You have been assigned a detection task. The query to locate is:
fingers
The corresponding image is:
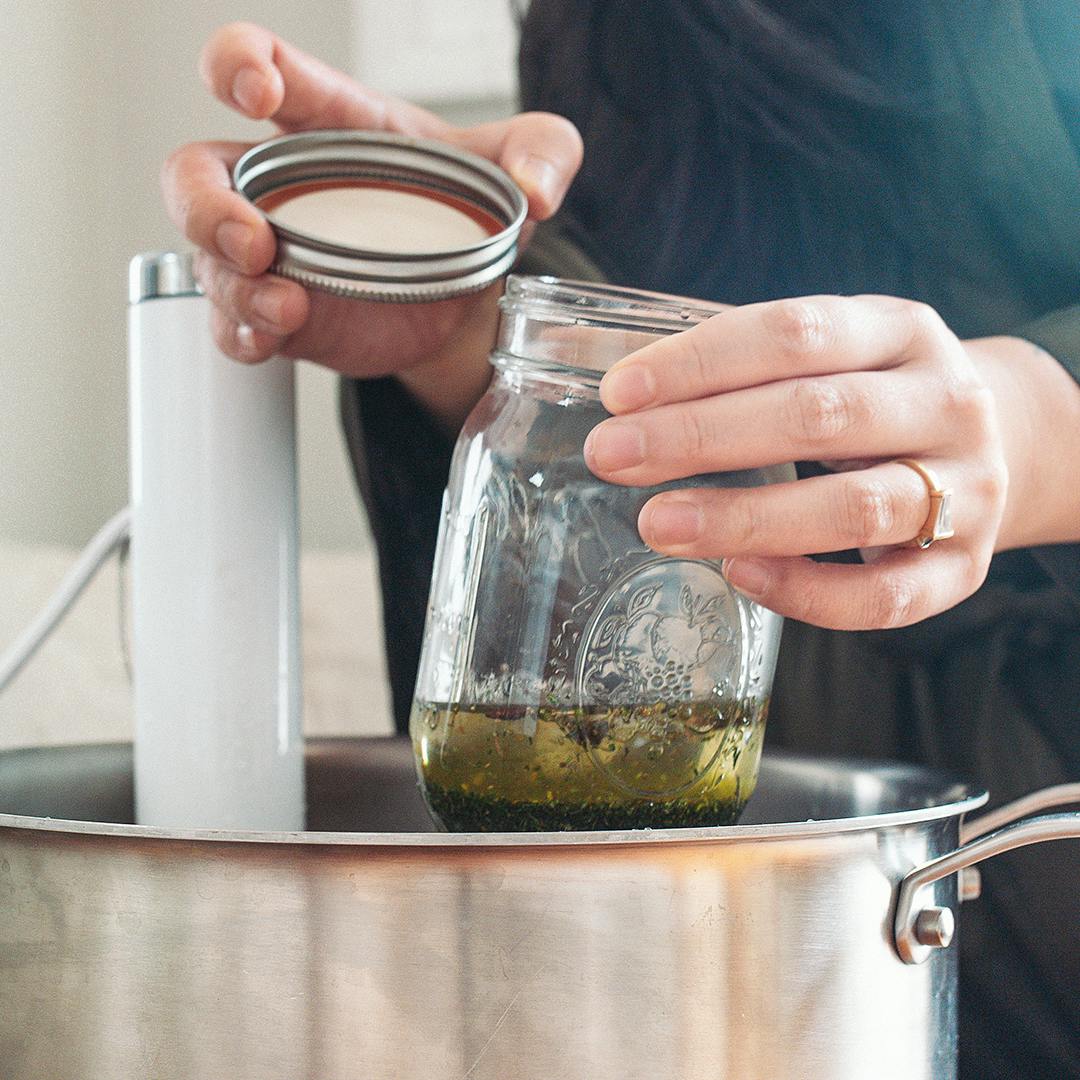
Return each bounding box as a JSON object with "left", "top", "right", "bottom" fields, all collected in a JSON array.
[
  {"left": 193, "top": 252, "right": 309, "bottom": 338},
  {"left": 719, "top": 546, "right": 986, "bottom": 631},
  {"left": 452, "top": 112, "right": 584, "bottom": 220},
  {"left": 161, "top": 141, "right": 276, "bottom": 275},
  {"left": 200, "top": 24, "right": 583, "bottom": 222},
  {"left": 164, "top": 136, "right": 310, "bottom": 364},
  {"left": 585, "top": 369, "right": 938, "bottom": 484},
  {"left": 580, "top": 288, "right": 1007, "bottom": 630},
  {"left": 599, "top": 295, "right": 956, "bottom": 414},
  {"left": 638, "top": 463, "right": 933, "bottom": 558},
  {"left": 200, "top": 22, "right": 448, "bottom": 137},
  {"left": 199, "top": 22, "right": 285, "bottom": 119}
]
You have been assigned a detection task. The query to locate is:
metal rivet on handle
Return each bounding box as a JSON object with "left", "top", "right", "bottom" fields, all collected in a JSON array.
[{"left": 913, "top": 906, "right": 955, "bottom": 949}]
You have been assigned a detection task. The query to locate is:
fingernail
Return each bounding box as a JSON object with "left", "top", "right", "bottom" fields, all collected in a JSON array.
[
  {"left": 723, "top": 558, "right": 771, "bottom": 598},
  {"left": 511, "top": 155, "right": 559, "bottom": 207},
  {"left": 236, "top": 323, "right": 257, "bottom": 354},
  {"left": 584, "top": 422, "right": 645, "bottom": 472},
  {"left": 643, "top": 499, "right": 702, "bottom": 545},
  {"left": 251, "top": 286, "right": 284, "bottom": 329},
  {"left": 216, "top": 221, "right": 253, "bottom": 267},
  {"left": 602, "top": 363, "right": 656, "bottom": 412},
  {"left": 232, "top": 66, "right": 266, "bottom": 114}
]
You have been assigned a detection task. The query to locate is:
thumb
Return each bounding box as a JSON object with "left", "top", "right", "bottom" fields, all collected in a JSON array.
[{"left": 452, "top": 112, "right": 584, "bottom": 221}]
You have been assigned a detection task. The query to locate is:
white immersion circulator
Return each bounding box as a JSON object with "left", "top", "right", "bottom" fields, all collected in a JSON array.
[{"left": 128, "top": 252, "right": 304, "bottom": 830}]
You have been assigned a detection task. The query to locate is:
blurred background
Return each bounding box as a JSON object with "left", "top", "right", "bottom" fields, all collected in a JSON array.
[{"left": 0, "top": 0, "right": 519, "bottom": 745}]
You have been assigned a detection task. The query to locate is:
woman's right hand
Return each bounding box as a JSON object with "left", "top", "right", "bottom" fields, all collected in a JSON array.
[{"left": 161, "top": 22, "right": 583, "bottom": 429}]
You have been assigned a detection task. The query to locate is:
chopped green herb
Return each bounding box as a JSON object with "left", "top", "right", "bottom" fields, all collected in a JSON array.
[{"left": 411, "top": 697, "right": 767, "bottom": 833}]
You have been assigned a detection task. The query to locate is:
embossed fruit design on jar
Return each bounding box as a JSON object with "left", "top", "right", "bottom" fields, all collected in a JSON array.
[{"left": 410, "top": 278, "right": 794, "bottom": 831}]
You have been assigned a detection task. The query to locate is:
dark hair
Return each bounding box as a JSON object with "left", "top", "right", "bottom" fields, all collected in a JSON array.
[{"left": 517, "top": 2, "right": 1000, "bottom": 319}]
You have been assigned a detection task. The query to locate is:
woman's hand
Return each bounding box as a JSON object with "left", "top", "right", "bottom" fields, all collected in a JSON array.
[
  {"left": 585, "top": 294, "right": 1080, "bottom": 630},
  {"left": 160, "top": 22, "right": 583, "bottom": 430}
]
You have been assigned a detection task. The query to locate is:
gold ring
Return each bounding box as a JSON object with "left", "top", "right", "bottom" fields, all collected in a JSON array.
[{"left": 895, "top": 459, "right": 954, "bottom": 549}]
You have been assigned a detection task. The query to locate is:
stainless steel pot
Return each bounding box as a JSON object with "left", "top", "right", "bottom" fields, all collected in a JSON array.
[{"left": 0, "top": 738, "right": 1076, "bottom": 1080}]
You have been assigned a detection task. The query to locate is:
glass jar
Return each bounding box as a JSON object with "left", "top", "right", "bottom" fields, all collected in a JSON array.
[{"left": 411, "top": 277, "right": 795, "bottom": 831}]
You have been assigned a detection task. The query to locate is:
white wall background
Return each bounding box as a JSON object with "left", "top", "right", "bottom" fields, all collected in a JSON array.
[{"left": 0, "top": 0, "right": 517, "bottom": 550}]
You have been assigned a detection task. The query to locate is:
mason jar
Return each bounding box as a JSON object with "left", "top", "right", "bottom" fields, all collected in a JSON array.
[{"left": 411, "top": 277, "right": 795, "bottom": 831}]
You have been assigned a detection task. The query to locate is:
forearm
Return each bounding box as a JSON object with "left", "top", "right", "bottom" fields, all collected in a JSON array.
[{"left": 966, "top": 335, "right": 1080, "bottom": 551}]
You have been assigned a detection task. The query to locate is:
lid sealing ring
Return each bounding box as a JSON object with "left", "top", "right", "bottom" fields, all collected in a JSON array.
[{"left": 233, "top": 130, "right": 528, "bottom": 304}]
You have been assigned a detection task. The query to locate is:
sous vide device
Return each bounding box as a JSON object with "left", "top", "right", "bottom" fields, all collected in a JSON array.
[
  {"left": 233, "top": 130, "right": 528, "bottom": 302},
  {"left": 128, "top": 252, "right": 303, "bottom": 830}
]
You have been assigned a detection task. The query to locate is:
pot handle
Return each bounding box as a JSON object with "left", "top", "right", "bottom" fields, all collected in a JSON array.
[
  {"left": 960, "top": 782, "right": 1080, "bottom": 842},
  {"left": 894, "top": 796, "right": 1080, "bottom": 965}
]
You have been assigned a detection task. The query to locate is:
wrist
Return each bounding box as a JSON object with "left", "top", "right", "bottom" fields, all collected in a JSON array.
[
  {"left": 965, "top": 335, "right": 1080, "bottom": 550},
  {"left": 395, "top": 284, "right": 500, "bottom": 435}
]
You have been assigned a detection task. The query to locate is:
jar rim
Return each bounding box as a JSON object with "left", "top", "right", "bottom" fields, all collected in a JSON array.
[
  {"left": 494, "top": 276, "right": 726, "bottom": 385},
  {"left": 501, "top": 275, "right": 726, "bottom": 331}
]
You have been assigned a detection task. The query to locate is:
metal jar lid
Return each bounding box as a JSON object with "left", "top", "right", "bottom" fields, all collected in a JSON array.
[{"left": 233, "top": 130, "right": 528, "bottom": 303}]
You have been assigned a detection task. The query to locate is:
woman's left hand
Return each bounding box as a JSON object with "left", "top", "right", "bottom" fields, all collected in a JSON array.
[{"left": 583, "top": 294, "right": 1080, "bottom": 630}]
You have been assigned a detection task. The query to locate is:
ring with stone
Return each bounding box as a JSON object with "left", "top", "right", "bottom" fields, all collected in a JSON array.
[{"left": 895, "top": 458, "right": 955, "bottom": 549}]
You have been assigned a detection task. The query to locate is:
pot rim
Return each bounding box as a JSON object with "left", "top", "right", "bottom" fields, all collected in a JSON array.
[{"left": 0, "top": 750, "right": 988, "bottom": 848}]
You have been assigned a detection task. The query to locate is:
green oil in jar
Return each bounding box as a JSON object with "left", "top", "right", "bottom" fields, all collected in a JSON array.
[{"left": 411, "top": 697, "right": 767, "bottom": 831}]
